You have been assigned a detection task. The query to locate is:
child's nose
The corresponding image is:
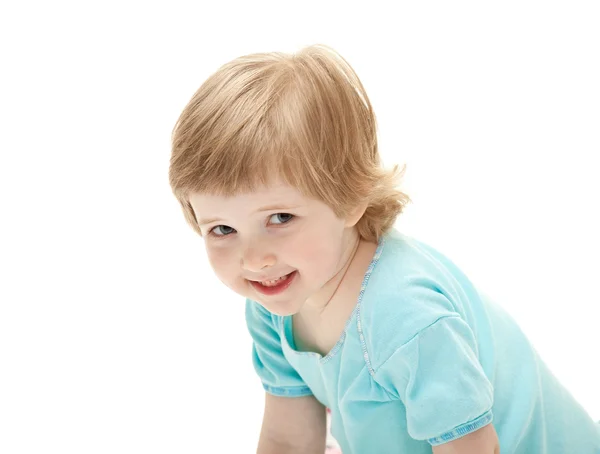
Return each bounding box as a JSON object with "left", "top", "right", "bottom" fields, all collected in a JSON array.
[{"left": 240, "top": 246, "right": 276, "bottom": 271}]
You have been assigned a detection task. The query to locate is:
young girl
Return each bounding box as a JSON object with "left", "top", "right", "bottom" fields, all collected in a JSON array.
[{"left": 168, "top": 44, "right": 600, "bottom": 453}]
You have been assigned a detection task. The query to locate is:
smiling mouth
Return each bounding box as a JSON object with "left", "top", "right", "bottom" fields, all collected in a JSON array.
[
  {"left": 254, "top": 273, "right": 293, "bottom": 287},
  {"left": 249, "top": 271, "right": 297, "bottom": 295}
]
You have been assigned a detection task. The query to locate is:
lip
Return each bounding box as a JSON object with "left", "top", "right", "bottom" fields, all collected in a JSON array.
[{"left": 249, "top": 271, "right": 297, "bottom": 296}]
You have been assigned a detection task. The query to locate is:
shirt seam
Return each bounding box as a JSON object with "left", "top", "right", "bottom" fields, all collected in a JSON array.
[
  {"left": 428, "top": 409, "right": 494, "bottom": 445},
  {"left": 371, "top": 315, "right": 462, "bottom": 389},
  {"left": 356, "top": 235, "right": 386, "bottom": 375},
  {"left": 262, "top": 383, "right": 314, "bottom": 397}
]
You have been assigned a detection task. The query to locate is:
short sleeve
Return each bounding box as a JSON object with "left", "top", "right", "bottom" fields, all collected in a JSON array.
[
  {"left": 374, "top": 315, "right": 494, "bottom": 446},
  {"left": 245, "top": 299, "right": 312, "bottom": 397}
]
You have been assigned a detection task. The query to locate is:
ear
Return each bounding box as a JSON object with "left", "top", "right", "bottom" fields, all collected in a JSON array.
[{"left": 344, "top": 201, "right": 369, "bottom": 228}]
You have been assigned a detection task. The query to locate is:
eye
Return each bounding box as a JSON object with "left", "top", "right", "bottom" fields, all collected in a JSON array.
[
  {"left": 270, "top": 213, "right": 294, "bottom": 225},
  {"left": 210, "top": 225, "right": 236, "bottom": 237}
]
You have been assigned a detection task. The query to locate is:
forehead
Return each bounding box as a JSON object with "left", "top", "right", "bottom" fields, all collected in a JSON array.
[{"left": 189, "top": 183, "right": 309, "bottom": 212}]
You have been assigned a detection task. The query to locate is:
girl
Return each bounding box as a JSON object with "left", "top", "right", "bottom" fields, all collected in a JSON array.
[{"left": 168, "top": 44, "right": 600, "bottom": 453}]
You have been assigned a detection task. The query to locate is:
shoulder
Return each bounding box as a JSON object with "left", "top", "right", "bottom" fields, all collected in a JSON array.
[
  {"left": 245, "top": 298, "right": 271, "bottom": 318},
  {"left": 357, "top": 230, "right": 479, "bottom": 371},
  {"left": 245, "top": 299, "right": 283, "bottom": 334}
]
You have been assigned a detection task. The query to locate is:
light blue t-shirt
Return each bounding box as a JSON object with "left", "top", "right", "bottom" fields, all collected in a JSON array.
[{"left": 245, "top": 229, "right": 600, "bottom": 453}]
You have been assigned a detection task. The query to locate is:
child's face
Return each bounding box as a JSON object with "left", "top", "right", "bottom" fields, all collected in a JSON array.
[{"left": 189, "top": 182, "right": 358, "bottom": 315}]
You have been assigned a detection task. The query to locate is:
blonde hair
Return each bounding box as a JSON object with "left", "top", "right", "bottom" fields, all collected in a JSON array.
[{"left": 169, "top": 44, "right": 410, "bottom": 243}]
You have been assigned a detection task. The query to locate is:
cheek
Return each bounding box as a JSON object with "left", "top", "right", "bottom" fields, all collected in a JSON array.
[
  {"left": 206, "top": 244, "right": 236, "bottom": 278},
  {"left": 287, "top": 229, "right": 343, "bottom": 272}
]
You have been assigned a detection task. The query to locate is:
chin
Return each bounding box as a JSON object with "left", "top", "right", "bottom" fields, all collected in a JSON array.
[{"left": 258, "top": 299, "right": 303, "bottom": 317}]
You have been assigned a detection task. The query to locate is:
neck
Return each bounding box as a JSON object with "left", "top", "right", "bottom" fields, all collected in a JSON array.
[{"left": 305, "top": 230, "right": 362, "bottom": 313}]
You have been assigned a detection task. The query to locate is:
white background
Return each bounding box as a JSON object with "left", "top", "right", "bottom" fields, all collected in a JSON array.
[{"left": 1, "top": 1, "right": 598, "bottom": 452}]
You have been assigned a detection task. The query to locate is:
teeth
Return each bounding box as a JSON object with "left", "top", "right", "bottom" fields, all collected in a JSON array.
[{"left": 260, "top": 274, "right": 289, "bottom": 287}]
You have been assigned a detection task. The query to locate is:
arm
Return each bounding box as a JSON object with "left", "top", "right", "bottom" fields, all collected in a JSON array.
[
  {"left": 257, "top": 393, "right": 326, "bottom": 454},
  {"left": 432, "top": 423, "right": 500, "bottom": 454}
]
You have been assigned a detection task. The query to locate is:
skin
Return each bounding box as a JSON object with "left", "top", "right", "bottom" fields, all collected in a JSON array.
[{"left": 189, "top": 182, "right": 365, "bottom": 317}]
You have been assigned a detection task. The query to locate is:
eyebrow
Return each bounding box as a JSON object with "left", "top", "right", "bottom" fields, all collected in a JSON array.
[{"left": 197, "top": 205, "right": 303, "bottom": 226}]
